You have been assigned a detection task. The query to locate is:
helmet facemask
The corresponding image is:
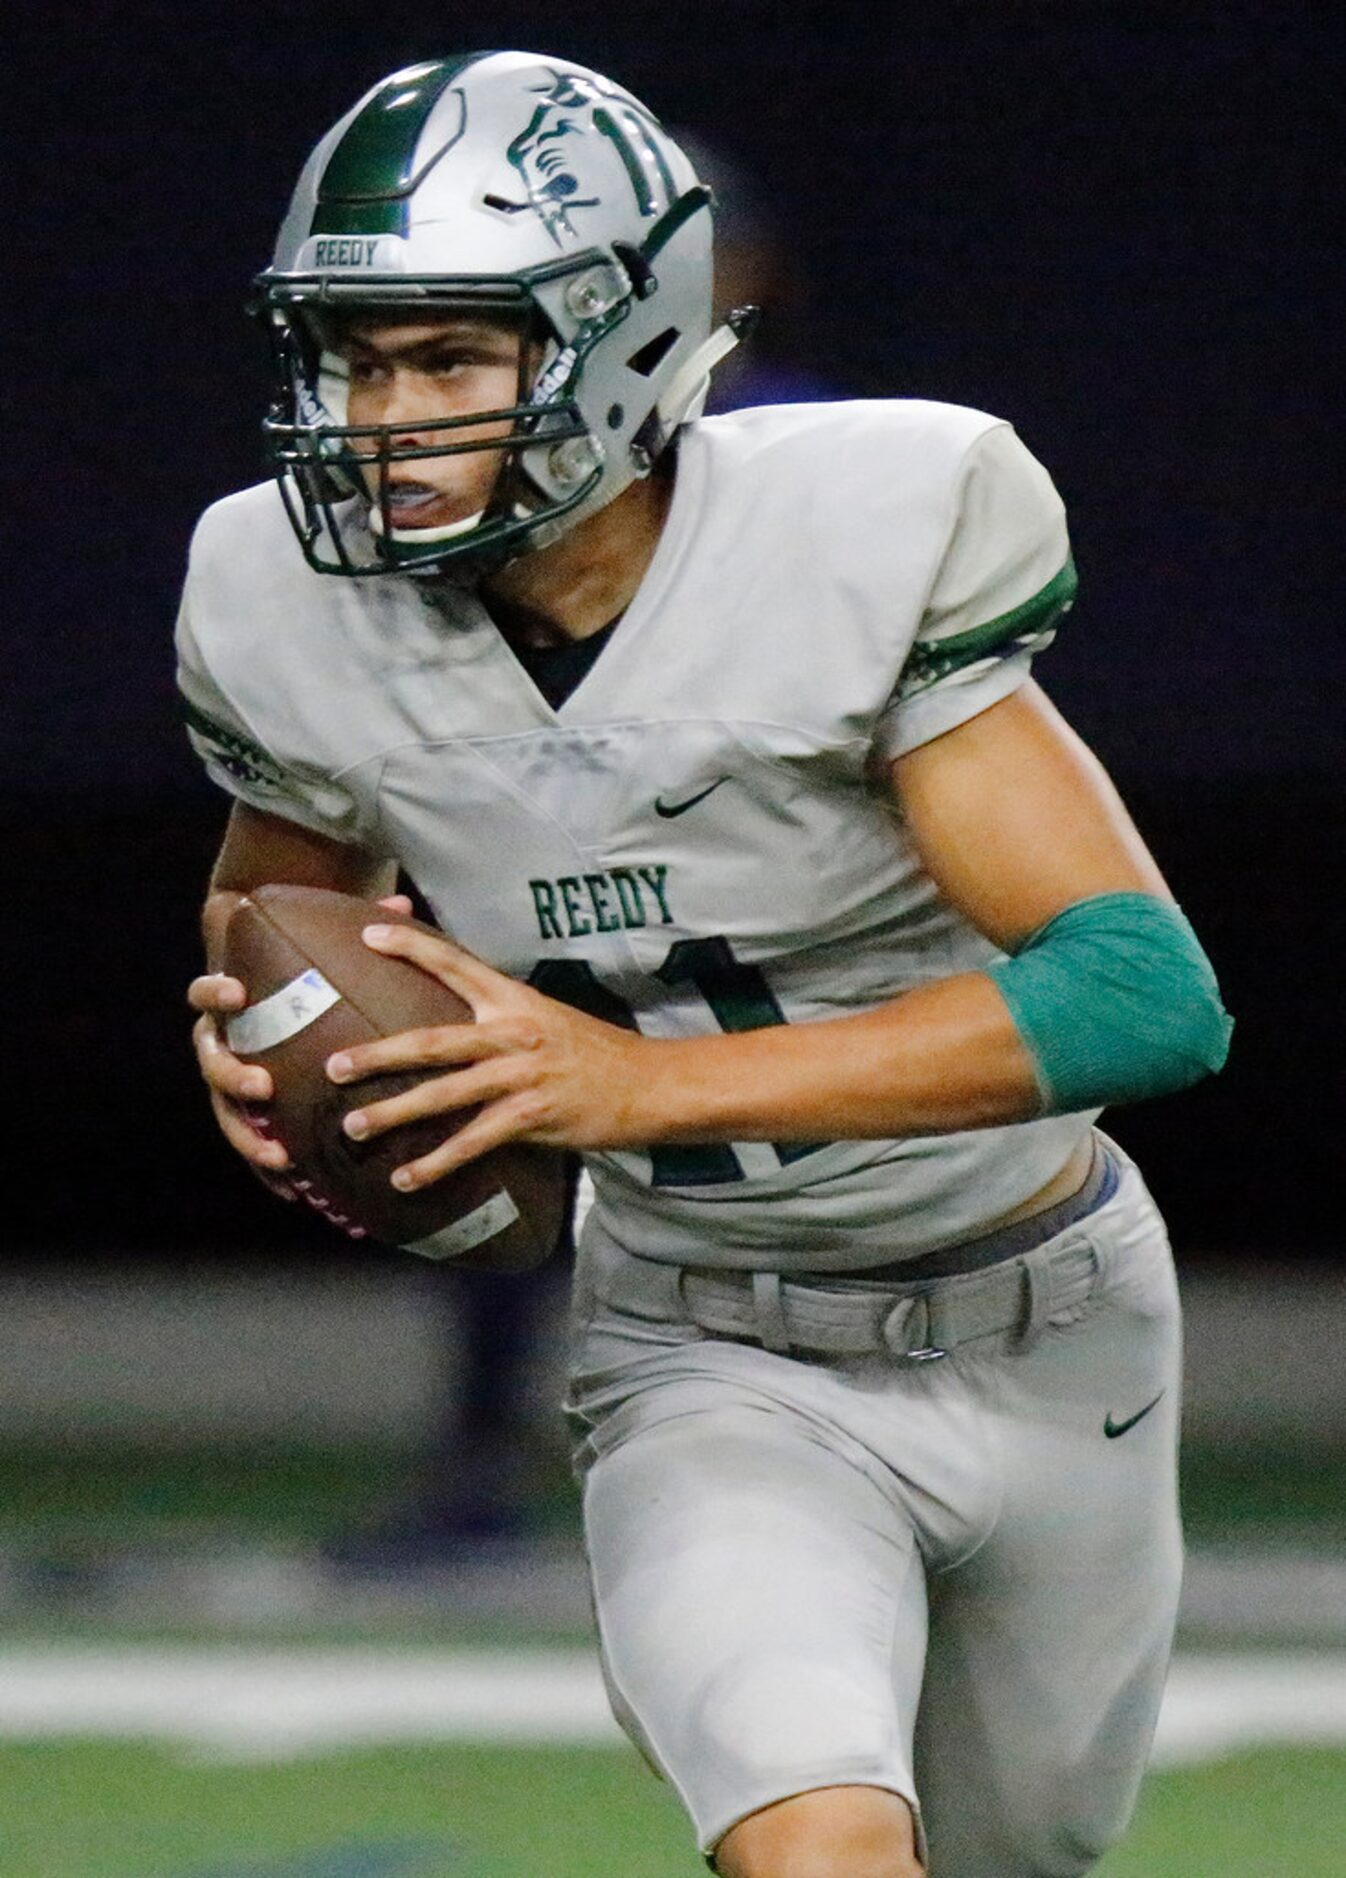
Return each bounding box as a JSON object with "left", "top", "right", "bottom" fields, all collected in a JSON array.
[{"left": 259, "top": 284, "right": 603, "bottom": 576}]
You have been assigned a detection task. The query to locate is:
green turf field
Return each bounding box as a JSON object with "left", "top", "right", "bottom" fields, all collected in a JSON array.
[
  {"left": 0, "top": 1740, "right": 1342, "bottom": 1876},
  {"left": 1096, "top": 1750, "right": 1346, "bottom": 1876},
  {"left": 2, "top": 1437, "right": 1342, "bottom": 1873},
  {"left": 4, "top": 1433, "right": 1344, "bottom": 1559}
]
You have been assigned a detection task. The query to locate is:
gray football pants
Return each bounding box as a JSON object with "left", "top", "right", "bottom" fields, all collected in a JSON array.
[{"left": 565, "top": 1141, "right": 1183, "bottom": 1875}]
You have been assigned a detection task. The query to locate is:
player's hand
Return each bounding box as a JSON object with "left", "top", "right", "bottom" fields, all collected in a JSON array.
[
  {"left": 324, "top": 922, "right": 655, "bottom": 1190},
  {"left": 190, "top": 892, "right": 416, "bottom": 1181},
  {"left": 188, "top": 972, "right": 293, "bottom": 1180}
]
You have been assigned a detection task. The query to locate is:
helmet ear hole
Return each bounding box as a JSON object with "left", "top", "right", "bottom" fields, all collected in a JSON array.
[{"left": 626, "top": 327, "right": 681, "bottom": 378}]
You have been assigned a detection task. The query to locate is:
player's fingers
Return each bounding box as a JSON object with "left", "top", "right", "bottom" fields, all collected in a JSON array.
[
  {"left": 339, "top": 1055, "right": 526, "bottom": 1142},
  {"left": 360, "top": 922, "right": 506, "bottom": 1003},
  {"left": 326, "top": 1019, "right": 533, "bottom": 1083},
  {"left": 389, "top": 1095, "right": 538, "bottom": 1190},
  {"left": 207, "top": 1087, "right": 292, "bottom": 1169},
  {"left": 375, "top": 894, "right": 415, "bottom": 916},
  {"left": 195, "top": 1016, "right": 274, "bottom": 1102},
  {"left": 188, "top": 972, "right": 247, "bottom": 1014}
]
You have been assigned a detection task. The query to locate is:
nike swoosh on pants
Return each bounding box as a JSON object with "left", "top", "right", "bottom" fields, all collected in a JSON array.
[{"left": 1104, "top": 1391, "right": 1165, "bottom": 1439}]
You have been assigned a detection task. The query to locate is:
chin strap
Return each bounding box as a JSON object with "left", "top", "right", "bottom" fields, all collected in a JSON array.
[
  {"left": 654, "top": 310, "right": 754, "bottom": 432},
  {"left": 368, "top": 505, "right": 487, "bottom": 544}
]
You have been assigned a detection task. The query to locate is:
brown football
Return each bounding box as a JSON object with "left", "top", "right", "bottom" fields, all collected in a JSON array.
[{"left": 221, "top": 885, "right": 568, "bottom": 1271}]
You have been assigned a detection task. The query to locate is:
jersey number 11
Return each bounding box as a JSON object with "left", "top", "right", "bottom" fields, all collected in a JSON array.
[{"left": 529, "top": 936, "right": 827, "bottom": 1187}]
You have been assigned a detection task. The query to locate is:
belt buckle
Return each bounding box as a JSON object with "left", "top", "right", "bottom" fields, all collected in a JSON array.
[{"left": 882, "top": 1294, "right": 948, "bottom": 1362}]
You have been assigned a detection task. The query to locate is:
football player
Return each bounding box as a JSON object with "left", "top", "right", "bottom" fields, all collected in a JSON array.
[{"left": 181, "top": 52, "right": 1231, "bottom": 1878}]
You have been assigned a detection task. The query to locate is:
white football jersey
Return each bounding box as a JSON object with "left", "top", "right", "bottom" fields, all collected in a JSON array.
[{"left": 177, "top": 400, "right": 1095, "bottom": 1268}]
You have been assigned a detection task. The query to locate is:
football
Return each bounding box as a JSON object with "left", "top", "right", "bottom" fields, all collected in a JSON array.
[{"left": 221, "top": 885, "right": 568, "bottom": 1271}]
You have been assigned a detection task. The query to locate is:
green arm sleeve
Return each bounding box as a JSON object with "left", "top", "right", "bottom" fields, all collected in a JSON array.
[{"left": 984, "top": 892, "right": 1233, "bottom": 1116}]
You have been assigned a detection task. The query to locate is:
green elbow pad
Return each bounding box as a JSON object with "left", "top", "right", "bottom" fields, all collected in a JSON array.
[{"left": 985, "top": 892, "right": 1233, "bottom": 1116}]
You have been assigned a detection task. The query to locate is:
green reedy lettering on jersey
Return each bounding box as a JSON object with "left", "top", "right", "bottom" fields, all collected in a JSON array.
[
  {"left": 636, "top": 865, "right": 673, "bottom": 924},
  {"left": 584, "top": 873, "right": 622, "bottom": 933},
  {"left": 558, "top": 877, "right": 593, "bottom": 936},
  {"left": 529, "top": 866, "right": 675, "bottom": 941},
  {"left": 902, "top": 556, "right": 1078, "bottom": 692},
  {"left": 311, "top": 58, "right": 478, "bottom": 238},
  {"left": 530, "top": 880, "right": 564, "bottom": 940},
  {"left": 610, "top": 870, "right": 646, "bottom": 927}
]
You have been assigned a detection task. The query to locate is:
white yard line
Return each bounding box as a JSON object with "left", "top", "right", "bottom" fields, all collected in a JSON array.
[
  {"left": 0, "top": 1648, "right": 1344, "bottom": 1766},
  {"left": 0, "top": 1648, "right": 617, "bottom": 1758},
  {"left": 1154, "top": 1654, "right": 1346, "bottom": 1766}
]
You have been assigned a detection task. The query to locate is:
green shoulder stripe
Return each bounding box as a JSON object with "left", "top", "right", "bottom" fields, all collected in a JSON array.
[{"left": 903, "top": 555, "right": 1078, "bottom": 690}]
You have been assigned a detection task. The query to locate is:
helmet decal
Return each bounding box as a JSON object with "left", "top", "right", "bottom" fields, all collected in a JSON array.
[
  {"left": 505, "top": 70, "right": 675, "bottom": 247},
  {"left": 593, "top": 105, "right": 677, "bottom": 218}
]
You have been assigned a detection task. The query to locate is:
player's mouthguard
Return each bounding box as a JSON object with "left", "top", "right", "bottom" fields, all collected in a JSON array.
[{"left": 383, "top": 481, "right": 444, "bottom": 512}]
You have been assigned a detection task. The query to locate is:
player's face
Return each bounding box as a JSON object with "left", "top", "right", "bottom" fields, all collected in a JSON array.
[{"left": 337, "top": 314, "right": 525, "bottom": 531}]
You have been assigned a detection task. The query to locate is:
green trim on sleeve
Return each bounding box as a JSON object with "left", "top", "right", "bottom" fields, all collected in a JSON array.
[
  {"left": 985, "top": 891, "right": 1233, "bottom": 1115},
  {"left": 180, "top": 695, "right": 286, "bottom": 792},
  {"left": 904, "top": 554, "right": 1078, "bottom": 689}
]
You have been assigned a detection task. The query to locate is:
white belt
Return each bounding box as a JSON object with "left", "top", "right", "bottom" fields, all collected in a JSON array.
[{"left": 666, "top": 1234, "right": 1106, "bottom": 1361}]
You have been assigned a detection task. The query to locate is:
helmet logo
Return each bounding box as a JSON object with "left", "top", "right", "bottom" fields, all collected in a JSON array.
[
  {"left": 506, "top": 73, "right": 605, "bottom": 246},
  {"left": 506, "top": 71, "right": 675, "bottom": 248}
]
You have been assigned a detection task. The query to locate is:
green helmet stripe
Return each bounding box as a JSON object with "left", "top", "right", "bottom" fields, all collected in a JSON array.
[
  {"left": 309, "top": 197, "right": 404, "bottom": 237},
  {"left": 626, "top": 110, "right": 677, "bottom": 204},
  {"left": 593, "top": 106, "right": 675, "bottom": 217},
  {"left": 593, "top": 107, "right": 654, "bottom": 215},
  {"left": 311, "top": 54, "right": 486, "bottom": 237}
]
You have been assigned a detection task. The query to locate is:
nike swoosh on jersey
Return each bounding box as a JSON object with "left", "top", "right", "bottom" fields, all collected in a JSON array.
[
  {"left": 1104, "top": 1391, "right": 1166, "bottom": 1439},
  {"left": 654, "top": 777, "right": 730, "bottom": 818}
]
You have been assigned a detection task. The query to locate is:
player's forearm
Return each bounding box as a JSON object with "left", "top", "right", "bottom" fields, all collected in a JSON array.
[
  {"left": 630, "top": 891, "right": 1232, "bottom": 1145},
  {"left": 202, "top": 889, "right": 246, "bottom": 972},
  {"left": 200, "top": 804, "right": 401, "bottom": 972},
  {"left": 637, "top": 971, "right": 1042, "bottom": 1143}
]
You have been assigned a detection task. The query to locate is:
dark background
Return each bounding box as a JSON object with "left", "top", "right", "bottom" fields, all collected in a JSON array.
[{"left": 6, "top": 1, "right": 1339, "bottom": 1264}]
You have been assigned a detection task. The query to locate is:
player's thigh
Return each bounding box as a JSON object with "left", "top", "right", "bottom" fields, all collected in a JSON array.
[
  {"left": 580, "top": 1368, "right": 929, "bottom": 1857},
  {"left": 916, "top": 1166, "right": 1182, "bottom": 1878}
]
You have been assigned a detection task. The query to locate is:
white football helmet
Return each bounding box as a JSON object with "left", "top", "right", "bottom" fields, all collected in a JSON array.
[{"left": 255, "top": 51, "right": 743, "bottom": 575}]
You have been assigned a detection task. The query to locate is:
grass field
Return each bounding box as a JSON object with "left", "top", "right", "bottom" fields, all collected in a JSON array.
[
  {"left": 4, "top": 1433, "right": 1345, "bottom": 1562},
  {"left": 2, "top": 1437, "right": 1343, "bottom": 1874},
  {"left": 0, "top": 1739, "right": 1343, "bottom": 1876}
]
